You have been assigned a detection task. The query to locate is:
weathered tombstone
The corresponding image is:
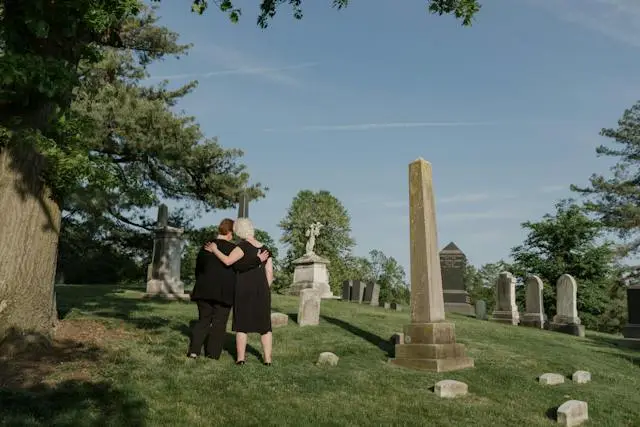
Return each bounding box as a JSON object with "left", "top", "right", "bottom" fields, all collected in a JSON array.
[
  {"left": 521, "top": 275, "right": 547, "bottom": 329},
  {"left": 383, "top": 302, "right": 391, "bottom": 309},
  {"left": 439, "top": 242, "right": 474, "bottom": 315},
  {"left": 350, "top": 280, "right": 365, "bottom": 303},
  {"left": 475, "top": 300, "right": 487, "bottom": 320},
  {"left": 298, "top": 288, "right": 321, "bottom": 326},
  {"left": 271, "top": 312, "right": 289, "bottom": 328},
  {"left": 363, "top": 282, "right": 380, "bottom": 306},
  {"left": 490, "top": 272, "right": 520, "bottom": 325},
  {"left": 622, "top": 284, "right": 640, "bottom": 340},
  {"left": 145, "top": 204, "right": 189, "bottom": 301},
  {"left": 287, "top": 223, "right": 337, "bottom": 299},
  {"left": 389, "top": 158, "right": 474, "bottom": 372},
  {"left": 550, "top": 274, "right": 585, "bottom": 337},
  {"left": 390, "top": 302, "right": 402, "bottom": 311},
  {"left": 341, "top": 280, "right": 352, "bottom": 301}
]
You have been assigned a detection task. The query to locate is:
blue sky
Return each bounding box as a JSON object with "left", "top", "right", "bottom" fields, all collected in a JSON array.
[{"left": 144, "top": 0, "right": 640, "bottom": 273}]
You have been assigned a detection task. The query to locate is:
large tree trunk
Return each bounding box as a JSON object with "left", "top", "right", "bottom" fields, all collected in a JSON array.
[{"left": 0, "top": 144, "right": 60, "bottom": 342}]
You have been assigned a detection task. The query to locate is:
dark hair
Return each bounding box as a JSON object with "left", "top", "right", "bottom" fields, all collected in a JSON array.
[{"left": 218, "top": 218, "right": 234, "bottom": 235}]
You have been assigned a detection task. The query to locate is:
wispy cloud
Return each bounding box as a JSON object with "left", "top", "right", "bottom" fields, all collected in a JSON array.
[
  {"left": 532, "top": 0, "right": 640, "bottom": 48},
  {"left": 147, "top": 62, "right": 319, "bottom": 83},
  {"left": 263, "top": 121, "right": 500, "bottom": 132},
  {"left": 538, "top": 184, "right": 567, "bottom": 193},
  {"left": 149, "top": 44, "right": 317, "bottom": 86}
]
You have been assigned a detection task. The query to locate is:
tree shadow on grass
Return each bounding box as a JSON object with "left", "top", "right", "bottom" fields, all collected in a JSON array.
[
  {"left": 0, "top": 328, "right": 147, "bottom": 426},
  {"left": 56, "top": 284, "right": 179, "bottom": 331},
  {"left": 0, "top": 380, "right": 147, "bottom": 427},
  {"left": 320, "top": 315, "right": 394, "bottom": 357}
]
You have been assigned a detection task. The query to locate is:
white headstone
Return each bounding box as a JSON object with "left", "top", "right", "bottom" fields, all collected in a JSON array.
[{"left": 553, "top": 274, "right": 580, "bottom": 325}]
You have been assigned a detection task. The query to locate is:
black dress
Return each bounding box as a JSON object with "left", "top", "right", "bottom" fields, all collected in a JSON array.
[{"left": 232, "top": 240, "right": 272, "bottom": 334}]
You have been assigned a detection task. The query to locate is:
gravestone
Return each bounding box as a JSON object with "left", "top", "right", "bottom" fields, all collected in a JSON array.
[
  {"left": 389, "top": 158, "right": 474, "bottom": 372},
  {"left": 475, "top": 300, "right": 487, "bottom": 320},
  {"left": 622, "top": 285, "right": 640, "bottom": 340},
  {"left": 145, "top": 204, "right": 189, "bottom": 301},
  {"left": 298, "top": 288, "right": 321, "bottom": 326},
  {"left": 490, "top": 271, "right": 520, "bottom": 325},
  {"left": 341, "top": 280, "right": 352, "bottom": 301},
  {"left": 550, "top": 274, "right": 585, "bottom": 337},
  {"left": 390, "top": 302, "right": 402, "bottom": 311},
  {"left": 363, "top": 282, "right": 380, "bottom": 306},
  {"left": 350, "top": 280, "right": 365, "bottom": 303},
  {"left": 287, "top": 223, "right": 337, "bottom": 299},
  {"left": 439, "top": 242, "right": 474, "bottom": 315},
  {"left": 521, "top": 275, "right": 546, "bottom": 329}
]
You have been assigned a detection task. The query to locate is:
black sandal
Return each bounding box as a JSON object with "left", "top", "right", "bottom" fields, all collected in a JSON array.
[
  {"left": 235, "top": 360, "right": 245, "bottom": 366},
  {"left": 263, "top": 362, "right": 272, "bottom": 366}
]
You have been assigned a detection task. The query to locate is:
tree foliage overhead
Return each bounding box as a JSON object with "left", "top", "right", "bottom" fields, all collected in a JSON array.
[
  {"left": 178, "top": 0, "right": 482, "bottom": 27},
  {"left": 572, "top": 101, "right": 640, "bottom": 263}
]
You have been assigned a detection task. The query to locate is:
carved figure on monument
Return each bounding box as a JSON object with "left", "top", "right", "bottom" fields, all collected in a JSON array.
[
  {"left": 305, "top": 222, "right": 323, "bottom": 256},
  {"left": 287, "top": 222, "right": 338, "bottom": 299}
]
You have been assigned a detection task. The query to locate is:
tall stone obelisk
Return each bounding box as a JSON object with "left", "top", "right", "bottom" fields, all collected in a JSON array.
[{"left": 389, "top": 158, "right": 474, "bottom": 372}]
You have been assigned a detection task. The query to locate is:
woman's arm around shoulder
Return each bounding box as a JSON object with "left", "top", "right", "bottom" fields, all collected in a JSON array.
[{"left": 204, "top": 242, "right": 244, "bottom": 266}]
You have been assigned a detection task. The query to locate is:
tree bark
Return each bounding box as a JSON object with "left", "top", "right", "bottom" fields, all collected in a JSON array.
[{"left": 0, "top": 144, "right": 60, "bottom": 341}]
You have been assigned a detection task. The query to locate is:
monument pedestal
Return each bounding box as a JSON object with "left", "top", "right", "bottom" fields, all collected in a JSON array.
[
  {"left": 390, "top": 322, "right": 474, "bottom": 372},
  {"left": 145, "top": 225, "right": 189, "bottom": 301},
  {"left": 287, "top": 254, "right": 337, "bottom": 299},
  {"left": 491, "top": 310, "right": 520, "bottom": 325},
  {"left": 550, "top": 315, "right": 585, "bottom": 337},
  {"left": 623, "top": 323, "right": 640, "bottom": 339},
  {"left": 521, "top": 313, "right": 547, "bottom": 329},
  {"left": 444, "top": 289, "right": 475, "bottom": 316}
]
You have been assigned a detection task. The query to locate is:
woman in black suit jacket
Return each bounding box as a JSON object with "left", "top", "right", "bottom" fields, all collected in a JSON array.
[{"left": 188, "top": 218, "right": 269, "bottom": 359}]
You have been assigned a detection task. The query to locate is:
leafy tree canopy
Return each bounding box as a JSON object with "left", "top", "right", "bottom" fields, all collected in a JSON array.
[
  {"left": 176, "top": 0, "right": 481, "bottom": 27},
  {"left": 572, "top": 101, "right": 640, "bottom": 264}
]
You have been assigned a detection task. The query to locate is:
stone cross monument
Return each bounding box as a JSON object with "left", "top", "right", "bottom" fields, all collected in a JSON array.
[
  {"left": 389, "top": 158, "right": 474, "bottom": 372},
  {"left": 237, "top": 190, "right": 250, "bottom": 218},
  {"left": 145, "top": 204, "right": 189, "bottom": 301},
  {"left": 287, "top": 222, "right": 336, "bottom": 299}
]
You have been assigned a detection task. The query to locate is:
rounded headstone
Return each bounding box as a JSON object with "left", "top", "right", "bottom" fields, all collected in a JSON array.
[
  {"left": 316, "top": 352, "right": 339, "bottom": 366},
  {"left": 434, "top": 380, "right": 468, "bottom": 398},
  {"left": 557, "top": 400, "right": 588, "bottom": 426},
  {"left": 538, "top": 373, "right": 565, "bottom": 385}
]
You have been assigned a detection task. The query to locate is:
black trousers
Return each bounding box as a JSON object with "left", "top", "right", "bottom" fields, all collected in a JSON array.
[{"left": 188, "top": 300, "right": 231, "bottom": 359}]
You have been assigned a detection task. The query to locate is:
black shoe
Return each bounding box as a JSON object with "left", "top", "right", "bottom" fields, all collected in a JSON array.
[
  {"left": 264, "top": 362, "right": 272, "bottom": 367},
  {"left": 235, "top": 360, "right": 245, "bottom": 366}
]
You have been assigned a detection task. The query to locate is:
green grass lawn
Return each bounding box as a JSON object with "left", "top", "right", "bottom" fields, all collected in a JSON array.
[{"left": 2, "top": 283, "right": 639, "bottom": 426}]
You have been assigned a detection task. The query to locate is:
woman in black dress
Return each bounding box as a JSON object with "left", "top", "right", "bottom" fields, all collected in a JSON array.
[{"left": 206, "top": 218, "right": 274, "bottom": 366}]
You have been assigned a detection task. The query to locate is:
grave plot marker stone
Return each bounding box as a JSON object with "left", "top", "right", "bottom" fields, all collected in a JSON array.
[
  {"left": 490, "top": 272, "right": 520, "bottom": 325},
  {"left": 521, "top": 275, "right": 546, "bottom": 329}
]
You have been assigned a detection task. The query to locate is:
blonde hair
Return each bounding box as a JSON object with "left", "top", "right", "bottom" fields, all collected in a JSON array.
[{"left": 234, "top": 218, "right": 255, "bottom": 239}]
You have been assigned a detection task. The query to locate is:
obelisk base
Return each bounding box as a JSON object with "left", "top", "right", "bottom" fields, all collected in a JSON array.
[{"left": 389, "top": 322, "right": 474, "bottom": 372}]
